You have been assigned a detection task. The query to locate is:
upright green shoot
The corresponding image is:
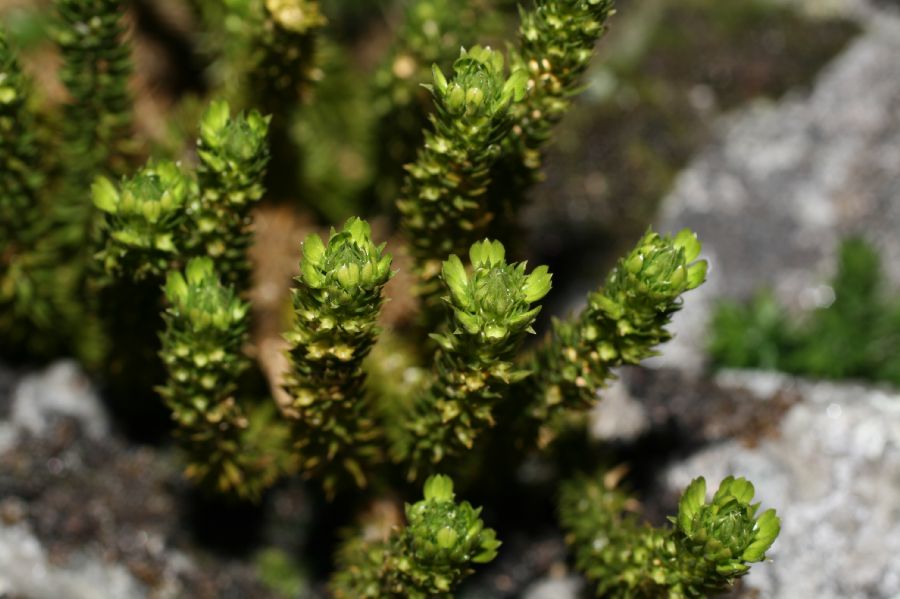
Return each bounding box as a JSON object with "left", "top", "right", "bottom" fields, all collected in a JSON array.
[
  {"left": 331, "top": 474, "right": 501, "bottom": 598},
  {"left": 397, "top": 46, "right": 527, "bottom": 312},
  {"left": 394, "top": 239, "right": 551, "bottom": 477},
  {"left": 283, "top": 218, "right": 393, "bottom": 494}
]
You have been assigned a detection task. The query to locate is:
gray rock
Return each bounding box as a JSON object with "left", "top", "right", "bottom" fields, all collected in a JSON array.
[
  {"left": 0, "top": 522, "right": 146, "bottom": 599},
  {"left": 588, "top": 377, "right": 651, "bottom": 442},
  {"left": 665, "top": 370, "right": 900, "bottom": 599},
  {"left": 655, "top": 11, "right": 900, "bottom": 372},
  {"left": 0, "top": 360, "right": 293, "bottom": 599},
  {"left": 589, "top": 365, "right": 800, "bottom": 448},
  {"left": 775, "top": 0, "right": 888, "bottom": 18},
  {"left": 0, "top": 360, "right": 109, "bottom": 452},
  {"left": 522, "top": 575, "right": 583, "bottom": 599}
]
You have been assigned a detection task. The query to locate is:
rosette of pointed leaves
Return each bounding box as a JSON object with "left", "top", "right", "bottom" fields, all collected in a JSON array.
[
  {"left": 369, "top": 0, "right": 493, "bottom": 209},
  {"left": 193, "top": 99, "right": 271, "bottom": 289},
  {"left": 403, "top": 474, "right": 501, "bottom": 574},
  {"left": 397, "top": 46, "right": 527, "bottom": 307},
  {"left": 529, "top": 229, "right": 706, "bottom": 429},
  {"left": 159, "top": 258, "right": 278, "bottom": 499},
  {"left": 93, "top": 161, "right": 193, "bottom": 281},
  {"left": 559, "top": 472, "right": 780, "bottom": 598},
  {"left": 673, "top": 476, "right": 781, "bottom": 592},
  {"left": 330, "top": 474, "right": 500, "bottom": 599},
  {"left": 283, "top": 218, "right": 393, "bottom": 494},
  {"left": 397, "top": 239, "right": 551, "bottom": 476},
  {"left": 0, "top": 30, "right": 41, "bottom": 253}
]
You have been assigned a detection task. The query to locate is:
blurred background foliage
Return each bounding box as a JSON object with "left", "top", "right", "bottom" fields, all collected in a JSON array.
[{"left": 711, "top": 238, "right": 900, "bottom": 387}]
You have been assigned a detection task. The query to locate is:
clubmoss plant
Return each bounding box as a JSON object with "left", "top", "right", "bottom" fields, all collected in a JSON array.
[
  {"left": 0, "top": 0, "right": 134, "bottom": 364},
  {"left": 0, "top": 30, "right": 50, "bottom": 353},
  {"left": 94, "top": 99, "right": 267, "bottom": 292},
  {"left": 283, "top": 217, "right": 393, "bottom": 494},
  {"left": 394, "top": 239, "right": 552, "bottom": 476},
  {"left": 53, "top": 0, "right": 133, "bottom": 249},
  {"left": 397, "top": 46, "right": 527, "bottom": 307},
  {"left": 93, "top": 161, "right": 194, "bottom": 281},
  {"left": 250, "top": 0, "right": 327, "bottom": 116},
  {"left": 369, "top": 0, "right": 500, "bottom": 209},
  {"left": 160, "top": 258, "right": 250, "bottom": 434},
  {"left": 488, "top": 0, "right": 616, "bottom": 233},
  {"left": 330, "top": 474, "right": 501, "bottom": 598},
  {"left": 0, "top": 0, "right": 782, "bottom": 593},
  {"left": 506, "top": 0, "right": 615, "bottom": 178},
  {"left": 559, "top": 471, "right": 780, "bottom": 598},
  {"left": 527, "top": 229, "right": 707, "bottom": 441},
  {"left": 190, "top": 0, "right": 325, "bottom": 201},
  {"left": 89, "top": 99, "right": 290, "bottom": 498},
  {"left": 193, "top": 99, "right": 271, "bottom": 289},
  {"left": 38, "top": 0, "right": 135, "bottom": 367},
  {"left": 250, "top": 0, "right": 327, "bottom": 199},
  {"left": 160, "top": 258, "right": 291, "bottom": 499},
  {"left": 0, "top": 30, "right": 40, "bottom": 254}
]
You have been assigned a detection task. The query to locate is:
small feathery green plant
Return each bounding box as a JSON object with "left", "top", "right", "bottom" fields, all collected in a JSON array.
[{"left": 710, "top": 237, "right": 900, "bottom": 385}]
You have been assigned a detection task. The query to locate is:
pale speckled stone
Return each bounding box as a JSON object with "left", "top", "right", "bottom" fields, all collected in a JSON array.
[
  {"left": 588, "top": 378, "right": 651, "bottom": 442},
  {"left": 0, "top": 360, "right": 109, "bottom": 452},
  {"left": 521, "top": 575, "right": 584, "bottom": 599},
  {"left": 0, "top": 523, "right": 146, "bottom": 599}
]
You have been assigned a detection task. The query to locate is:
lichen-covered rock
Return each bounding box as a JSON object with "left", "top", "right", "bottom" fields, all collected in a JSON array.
[
  {"left": 0, "top": 361, "right": 301, "bottom": 599},
  {"left": 521, "top": 575, "right": 583, "bottom": 599},
  {"left": 0, "top": 522, "right": 145, "bottom": 599},
  {"left": 0, "top": 360, "right": 109, "bottom": 453}
]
